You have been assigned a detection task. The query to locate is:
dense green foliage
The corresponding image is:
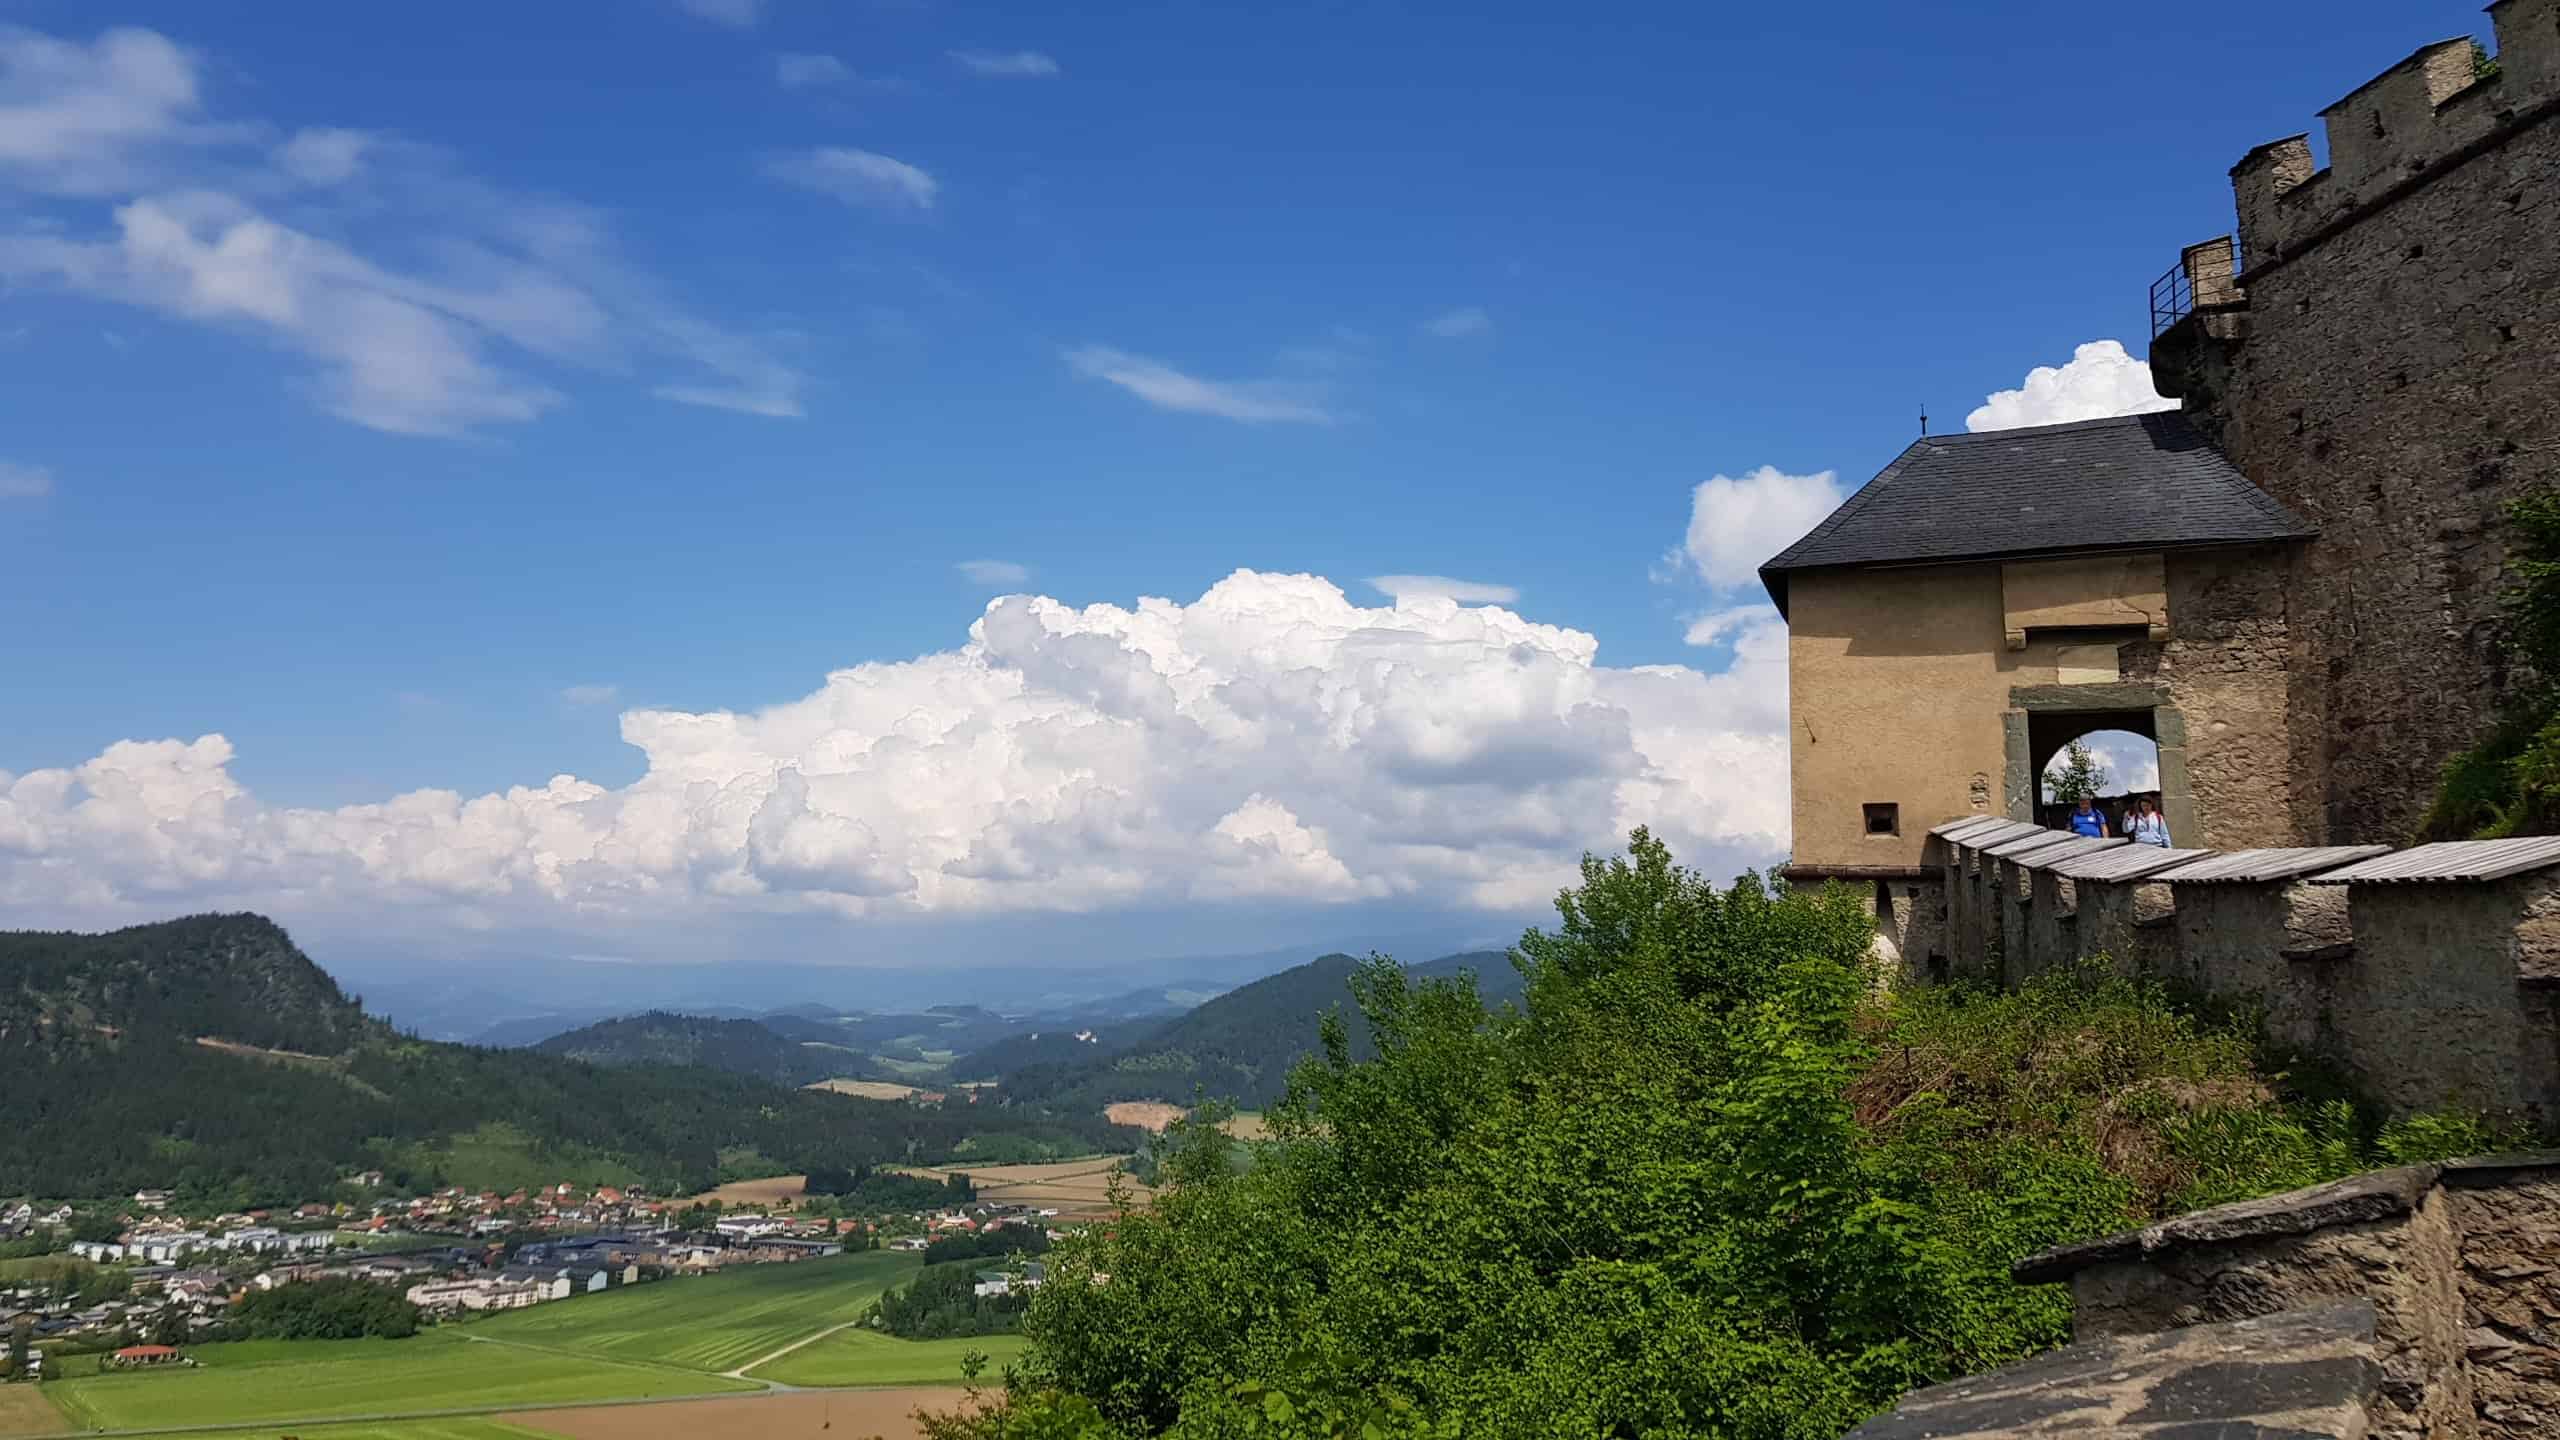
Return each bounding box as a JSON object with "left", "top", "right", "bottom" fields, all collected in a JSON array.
[
  {"left": 928, "top": 831, "right": 2510, "bottom": 1440},
  {"left": 2424, "top": 485, "right": 2560, "bottom": 838},
  {"left": 875, "top": 1260, "right": 1031, "bottom": 1339},
  {"left": 805, "top": 1163, "right": 977, "bottom": 1210},
  {"left": 228, "top": 1277, "right": 420, "bottom": 1340},
  {"left": 0, "top": 915, "right": 1134, "bottom": 1203},
  {"left": 535, "top": 1011, "right": 891, "bottom": 1085},
  {"left": 998, "top": 952, "right": 1519, "bottom": 1112}
]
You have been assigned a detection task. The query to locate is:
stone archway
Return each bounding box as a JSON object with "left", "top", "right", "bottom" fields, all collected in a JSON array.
[
  {"left": 2030, "top": 710, "right": 2157, "bottom": 791},
  {"left": 2003, "top": 684, "right": 2195, "bottom": 850}
]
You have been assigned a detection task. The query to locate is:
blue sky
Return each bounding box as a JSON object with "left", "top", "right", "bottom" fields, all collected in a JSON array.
[{"left": 0, "top": 1, "right": 2490, "bottom": 990}]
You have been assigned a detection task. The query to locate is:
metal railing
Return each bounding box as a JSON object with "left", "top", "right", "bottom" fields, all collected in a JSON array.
[{"left": 2150, "top": 260, "right": 2195, "bottom": 340}]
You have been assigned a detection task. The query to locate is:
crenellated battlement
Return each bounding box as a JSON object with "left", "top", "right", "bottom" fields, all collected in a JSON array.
[{"left": 2227, "top": 0, "right": 2559, "bottom": 271}]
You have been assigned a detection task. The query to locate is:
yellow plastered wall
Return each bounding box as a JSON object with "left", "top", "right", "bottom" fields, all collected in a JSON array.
[
  {"left": 1785, "top": 556, "right": 2166, "bottom": 871},
  {"left": 2000, "top": 554, "right": 2167, "bottom": 647}
]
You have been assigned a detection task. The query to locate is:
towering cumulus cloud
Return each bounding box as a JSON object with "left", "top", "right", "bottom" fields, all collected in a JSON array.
[{"left": 0, "top": 573, "right": 1790, "bottom": 942}]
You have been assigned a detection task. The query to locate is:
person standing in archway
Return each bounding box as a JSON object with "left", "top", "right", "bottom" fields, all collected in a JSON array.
[
  {"left": 2128, "top": 795, "right": 2171, "bottom": 848},
  {"left": 2067, "top": 795, "right": 2109, "bottom": 838}
]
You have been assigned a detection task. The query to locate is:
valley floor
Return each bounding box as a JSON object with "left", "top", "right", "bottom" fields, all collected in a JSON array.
[{"left": 14, "top": 1251, "right": 1014, "bottom": 1440}]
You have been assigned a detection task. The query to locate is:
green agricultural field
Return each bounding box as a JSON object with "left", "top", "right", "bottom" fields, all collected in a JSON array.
[
  {"left": 127, "top": 1421, "right": 549, "bottom": 1440},
  {"left": 42, "top": 1331, "right": 751, "bottom": 1431},
  {"left": 467, "top": 1251, "right": 921, "bottom": 1374},
  {"left": 745, "top": 1330, "right": 1032, "bottom": 1388}
]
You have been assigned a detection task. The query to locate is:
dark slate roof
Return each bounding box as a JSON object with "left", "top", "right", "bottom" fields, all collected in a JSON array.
[{"left": 1757, "top": 412, "right": 2313, "bottom": 614}]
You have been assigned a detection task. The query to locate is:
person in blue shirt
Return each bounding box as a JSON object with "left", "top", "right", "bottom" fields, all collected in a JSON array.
[{"left": 2067, "top": 796, "right": 2109, "bottom": 837}]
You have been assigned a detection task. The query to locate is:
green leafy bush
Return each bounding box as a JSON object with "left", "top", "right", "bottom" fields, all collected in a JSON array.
[{"left": 931, "top": 833, "right": 2523, "bottom": 1440}]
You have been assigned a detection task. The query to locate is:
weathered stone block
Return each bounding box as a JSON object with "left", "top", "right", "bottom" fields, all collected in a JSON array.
[{"left": 1844, "top": 1303, "right": 2382, "bottom": 1439}]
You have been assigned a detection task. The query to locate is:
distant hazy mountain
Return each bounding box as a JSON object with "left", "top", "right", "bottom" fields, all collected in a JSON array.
[{"left": 988, "top": 949, "right": 1520, "bottom": 1112}]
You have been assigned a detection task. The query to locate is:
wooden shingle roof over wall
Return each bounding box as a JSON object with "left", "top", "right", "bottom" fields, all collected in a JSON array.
[
  {"left": 2046, "top": 845, "right": 2214, "bottom": 883},
  {"left": 2148, "top": 847, "right": 2393, "bottom": 884},
  {"left": 2305, "top": 837, "right": 2560, "bottom": 884}
]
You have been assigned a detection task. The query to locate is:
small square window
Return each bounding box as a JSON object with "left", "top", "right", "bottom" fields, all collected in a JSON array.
[{"left": 1863, "top": 803, "right": 1900, "bottom": 837}]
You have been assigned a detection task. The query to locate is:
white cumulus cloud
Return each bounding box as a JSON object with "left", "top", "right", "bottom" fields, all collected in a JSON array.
[
  {"left": 0, "top": 461, "right": 52, "bottom": 498},
  {"left": 1667, "top": 466, "right": 1844, "bottom": 593},
  {"left": 1367, "top": 575, "right": 1518, "bottom": 605},
  {"left": 1065, "top": 346, "right": 1333, "bottom": 425},
  {"left": 957, "top": 559, "right": 1031, "bottom": 586},
  {"left": 0, "top": 573, "right": 1792, "bottom": 942},
  {"left": 949, "top": 50, "right": 1060, "bottom": 77},
  {"left": 1966, "top": 340, "right": 2179, "bottom": 433},
  {"left": 764, "top": 147, "right": 938, "bottom": 212}
]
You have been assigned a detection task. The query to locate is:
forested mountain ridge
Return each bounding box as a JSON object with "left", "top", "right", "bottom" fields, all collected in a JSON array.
[
  {"left": 0, "top": 915, "right": 1131, "bottom": 1205},
  {"left": 1, "top": 913, "right": 382, "bottom": 1053},
  {"left": 534, "top": 1010, "right": 891, "bottom": 1086},
  {"left": 990, "top": 949, "right": 1521, "bottom": 1111}
]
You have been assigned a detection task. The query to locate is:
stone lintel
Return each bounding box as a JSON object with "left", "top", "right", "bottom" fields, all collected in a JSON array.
[{"left": 2009, "top": 683, "right": 2172, "bottom": 712}]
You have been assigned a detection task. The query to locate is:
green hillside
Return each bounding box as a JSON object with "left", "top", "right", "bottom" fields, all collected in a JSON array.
[
  {"left": 534, "top": 1010, "right": 891, "bottom": 1086},
  {"left": 995, "top": 950, "right": 1520, "bottom": 1111},
  {"left": 0, "top": 915, "right": 1131, "bottom": 1205}
]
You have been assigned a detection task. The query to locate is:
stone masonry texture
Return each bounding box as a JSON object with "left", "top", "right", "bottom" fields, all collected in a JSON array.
[
  {"left": 1994, "top": 1156, "right": 2560, "bottom": 1439},
  {"left": 1844, "top": 1302, "right": 2384, "bottom": 1439},
  {"left": 2170, "top": 19, "right": 2560, "bottom": 845}
]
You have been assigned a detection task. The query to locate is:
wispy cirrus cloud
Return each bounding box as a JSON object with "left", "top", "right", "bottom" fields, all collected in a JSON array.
[
  {"left": 674, "top": 0, "right": 764, "bottom": 27},
  {"left": 272, "top": 127, "right": 372, "bottom": 187},
  {"left": 1064, "top": 346, "right": 1334, "bottom": 425},
  {"left": 773, "top": 52, "right": 846, "bottom": 89},
  {"left": 956, "top": 559, "right": 1031, "bottom": 586},
  {"left": 1421, "top": 306, "right": 1492, "bottom": 339},
  {"left": 0, "top": 22, "right": 807, "bottom": 435},
  {"left": 0, "top": 25, "right": 250, "bottom": 196},
  {"left": 762, "top": 147, "right": 938, "bottom": 212},
  {"left": 949, "top": 50, "right": 1059, "bottom": 77},
  {"left": 1367, "top": 574, "right": 1517, "bottom": 605},
  {"left": 560, "top": 683, "right": 621, "bottom": 707},
  {"left": 0, "top": 461, "right": 54, "bottom": 499}
]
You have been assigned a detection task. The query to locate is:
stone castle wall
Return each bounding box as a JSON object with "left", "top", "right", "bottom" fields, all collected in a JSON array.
[
  {"left": 1926, "top": 822, "right": 2560, "bottom": 1126},
  {"left": 2154, "top": 0, "right": 2560, "bottom": 844},
  {"left": 1850, "top": 1156, "right": 2560, "bottom": 1439}
]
